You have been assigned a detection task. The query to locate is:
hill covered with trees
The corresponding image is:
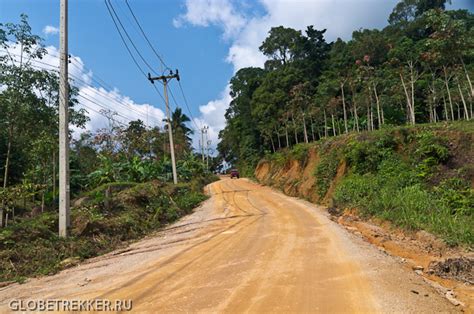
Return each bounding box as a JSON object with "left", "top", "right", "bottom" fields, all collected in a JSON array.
[{"left": 218, "top": 0, "right": 473, "bottom": 175}]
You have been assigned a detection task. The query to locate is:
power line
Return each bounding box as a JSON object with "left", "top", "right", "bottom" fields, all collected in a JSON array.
[
  {"left": 103, "top": 0, "right": 168, "bottom": 112},
  {"left": 104, "top": 0, "right": 147, "bottom": 78},
  {"left": 114, "top": 0, "right": 200, "bottom": 134},
  {"left": 7, "top": 62, "right": 143, "bottom": 126},
  {"left": 105, "top": 0, "right": 158, "bottom": 76},
  {"left": 124, "top": 0, "right": 169, "bottom": 71},
  {"left": 2, "top": 51, "right": 162, "bottom": 125},
  {"left": 77, "top": 93, "right": 134, "bottom": 124},
  {"left": 178, "top": 80, "right": 202, "bottom": 130},
  {"left": 167, "top": 85, "right": 198, "bottom": 133}
]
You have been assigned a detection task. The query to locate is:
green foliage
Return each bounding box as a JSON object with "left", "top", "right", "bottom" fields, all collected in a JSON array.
[
  {"left": 314, "top": 151, "right": 340, "bottom": 198},
  {"left": 411, "top": 131, "right": 450, "bottom": 177},
  {"left": 217, "top": 0, "right": 473, "bottom": 175},
  {"left": 434, "top": 178, "right": 474, "bottom": 216},
  {"left": 289, "top": 143, "right": 311, "bottom": 165},
  {"left": 0, "top": 175, "right": 216, "bottom": 282},
  {"left": 334, "top": 155, "right": 473, "bottom": 247},
  {"left": 86, "top": 154, "right": 207, "bottom": 190}
]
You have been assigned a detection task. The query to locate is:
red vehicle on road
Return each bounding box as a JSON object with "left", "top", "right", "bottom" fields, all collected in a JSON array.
[{"left": 230, "top": 169, "right": 239, "bottom": 179}]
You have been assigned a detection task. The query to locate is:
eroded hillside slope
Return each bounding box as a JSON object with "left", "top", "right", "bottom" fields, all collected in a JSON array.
[{"left": 255, "top": 122, "right": 473, "bottom": 247}]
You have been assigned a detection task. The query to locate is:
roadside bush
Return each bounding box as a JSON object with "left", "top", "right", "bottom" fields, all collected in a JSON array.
[
  {"left": 314, "top": 151, "right": 340, "bottom": 198},
  {"left": 0, "top": 174, "right": 217, "bottom": 283},
  {"left": 290, "top": 143, "right": 311, "bottom": 166},
  {"left": 411, "top": 132, "right": 450, "bottom": 178},
  {"left": 334, "top": 156, "right": 473, "bottom": 247},
  {"left": 343, "top": 136, "right": 395, "bottom": 175}
]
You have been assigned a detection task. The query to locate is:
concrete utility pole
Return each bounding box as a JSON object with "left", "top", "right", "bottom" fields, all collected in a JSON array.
[
  {"left": 148, "top": 70, "right": 180, "bottom": 184},
  {"left": 200, "top": 126, "right": 208, "bottom": 164},
  {"left": 203, "top": 127, "right": 210, "bottom": 172},
  {"left": 206, "top": 139, "right": 211, "bottom": 172},
  {"left": 59, "top": 0, "right": 70, "bottom": 237}
]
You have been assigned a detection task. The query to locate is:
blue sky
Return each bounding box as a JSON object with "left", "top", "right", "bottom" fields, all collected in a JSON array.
[
  {"left": 1, "top": 0, "right": 473, "bottom": 148},
  {"left": 1, "top": 0, "right": 235, "bottom": 123}
]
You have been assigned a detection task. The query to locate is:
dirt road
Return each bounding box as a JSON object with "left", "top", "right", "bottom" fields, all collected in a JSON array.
[{"left": 0, "top": 178, "right": 459, "bottom": 313}]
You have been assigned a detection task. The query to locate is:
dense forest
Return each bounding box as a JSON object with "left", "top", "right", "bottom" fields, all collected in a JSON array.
[
  {"left": 0, "top": 15, "right": 202, "bottom": 227},
  {"left": 218, "top": 0, "right": 473, "bottom": 175}
]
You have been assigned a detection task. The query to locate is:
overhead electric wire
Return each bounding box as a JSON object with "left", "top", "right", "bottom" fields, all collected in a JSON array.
[
  {"left": 119, "top": 0, "right": 200, "bottom": 132},
  {"left": 178, "top": 80, "right": 202, "bottom": 130},
  {"left": 104, "top": 0, "right": 167, "bottom": 110},
  {"left": 105, "top": 0, "right": 159, "bottom": 76},
  {"left": 79, "top": 102, "right": 128, "bottom": 128},
  {"left": 2, "top": 50, "right": 162, "bottom": 125},
  {"left": 124, "top": 0, "right": 169, "bottom": 71},
  {"left": 104, "top": 0, "right": 147, "bottom": 78},
  {"left": 76, "top": 93, "right": 134, "bottom": 124},
  {"left": 167, "top": 86, "right": 198, "bottom": 133}
]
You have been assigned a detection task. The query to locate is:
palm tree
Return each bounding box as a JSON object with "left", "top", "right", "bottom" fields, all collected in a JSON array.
[{"left": 165, "top": 108, "right": 194, "bottom": 155}]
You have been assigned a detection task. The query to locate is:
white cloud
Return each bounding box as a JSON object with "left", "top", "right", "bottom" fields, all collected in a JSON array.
[
  {"left": 175, "top": 0, "right": 399, "bottom": 154},
  {"left": 173, "top": 0, "right": 246, "bottom": 39},
  {"left": 42, "top": 25, "right": 59, "bottom": 36},
  {"left": 189, "top": 85, "right": 231, "bottom": 153}
]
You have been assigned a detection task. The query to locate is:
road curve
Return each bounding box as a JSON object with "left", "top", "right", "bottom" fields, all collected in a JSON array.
[{"left": 0, "top": 178, "right": 458, "bottom": 313}]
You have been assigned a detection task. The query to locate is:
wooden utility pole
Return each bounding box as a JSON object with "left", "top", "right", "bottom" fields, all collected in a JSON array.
[
  {"left": 148, "top": 70, "right": 180, "bottom": 184},
  {"left": 59, "top": 0, "right": 70, "bottom": 237}
]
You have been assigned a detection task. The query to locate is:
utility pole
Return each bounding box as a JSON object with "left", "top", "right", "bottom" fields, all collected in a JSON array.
[
  {"left": 148, "top": 70, "right": 180, "bottom": 184},
  {"left": 206, "top": 139, "right": 211, "bottom": 172},
  {"left": 203, "top": 127, "right": 210, "bottom": 172},
  {"left": 59, "top": 0, "right": 69, "bottom": 237},
  {"left": 200, "top": 126, "right": 208, "bottom": 164}
]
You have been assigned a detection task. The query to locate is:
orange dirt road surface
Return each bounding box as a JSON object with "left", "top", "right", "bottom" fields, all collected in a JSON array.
[{"left": 0, "top": 178, "right": 460, "bottom": 313}]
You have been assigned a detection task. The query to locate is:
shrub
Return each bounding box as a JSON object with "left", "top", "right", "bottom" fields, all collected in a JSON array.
[
  {"left": 314, "top": 151, "right": 340, "bottom": 198},
  {"left": 334, "top": 157, "right": 473, "bottom": 247},
  {"left": 411, "top": 131, "right": 450, "bottom": 178},
  {"left": 0, "top": 174, "right": 217, "bottom": 283},
  {"left": 290, "top": 143, "right": 311, "bottom": 165}
]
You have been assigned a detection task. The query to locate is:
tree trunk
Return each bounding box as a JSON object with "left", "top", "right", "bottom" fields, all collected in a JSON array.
[
  {"left": 429, "top": 101, "right": 434, "bottom": 123},
  {"left": 400, "top": 72, "right": 415, "bottom": 125},
  {"left": 302, "top": 112, "right": 308, "bottom": 143},
  {"left": 292, "top": 113, "right": 298, "bottom": 144},
  {"left": 350, "top": 83, "right": 360, "bottom": 132},
  {"left": 52, "top": 151, "right": 56, "bottom": 209},
  {"left": 341, "top": 82, "right": 348, "bottom": 133},
  {"left": 285, "top": 121, "right": 289, "bottom": 148},
  {"left": 41, "top": 192, "right": 45, "bottom": 213},
  {"left": 275, "top": 127, "right": 281, "bottom": 149},
  {"left": 457, "top": 82, "right": 470, "bottom": 120},
  {"left": 409, "top": 61, "right": 416, "bottom": 124},
  {"left": 331, "top": 114, "right": 336, "bottom": 136},
  {"left": 323, "top": 110, "right": 328, "bottom": 137},
  {"left": 1, "top": 125, "right": 14, "bottom": 227},
  {"left": 444, "top": 66, "right": 455, "bottom": 121},
  {"left": 104, "top": 186, "right": 112, "bottom": 210},
  {"left": 370, "top": 105, "right": 374, "bottom": 131},
  {"left": 3, "top": 125, "right": 13, "bottom": 190},
  {"left": 469, "top": 92, "right": 473, "bottom": 119},
  {"left": 310, "top": 115, "right": 315, "bottom": 142},
  {"left": 442, "top": 94, "right": 449, "bottom": 121},
  {"left": 270, "top": 135, "right": 276, "bottom": 153},
  {"left": 461, "top": 57, "right": 473, "bottom": 98},
  {"left": 373, "top": 82, "right": 382, "bottom": 128},
  {"left": 366, "top": 103, "right": 371, "bottom": 131}
]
